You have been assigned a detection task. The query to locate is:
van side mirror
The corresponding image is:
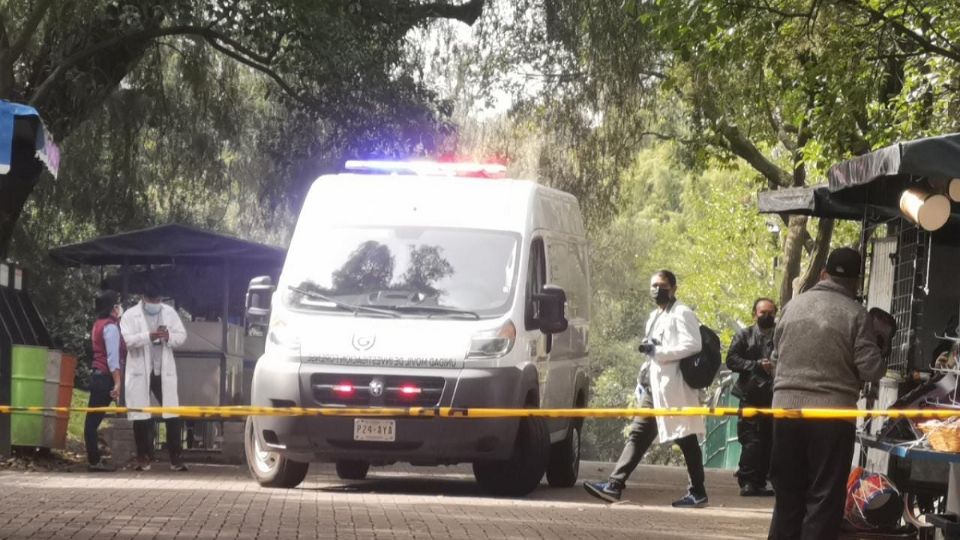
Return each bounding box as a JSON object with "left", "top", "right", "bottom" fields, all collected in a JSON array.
[
  {"left": 245, "top": 276, "right": 275, "bottom": 334},
  {"left": 534, "top": 284, "right": 568, "bottom": 334}
]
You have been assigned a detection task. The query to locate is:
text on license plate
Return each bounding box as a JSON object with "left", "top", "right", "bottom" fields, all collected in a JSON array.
[{"left": 353, "top": 419, "right": 396, "bottom": 442}]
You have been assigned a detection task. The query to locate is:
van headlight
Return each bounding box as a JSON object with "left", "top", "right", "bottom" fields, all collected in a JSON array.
[
  {"left": 266, "top": 318, "right": 301, "bottom": 357},
  {"left": 467, "top": 320, "right": 516, "bottom": 359}
]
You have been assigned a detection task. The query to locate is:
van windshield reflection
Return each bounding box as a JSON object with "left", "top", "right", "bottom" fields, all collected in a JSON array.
[{"left": 283, "top": 227, "right": 520, "bottom": 318}]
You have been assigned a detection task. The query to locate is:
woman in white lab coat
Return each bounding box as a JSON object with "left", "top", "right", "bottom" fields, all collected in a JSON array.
[{"left": 119, "top": 283, "right": 188, "bottom": 471}]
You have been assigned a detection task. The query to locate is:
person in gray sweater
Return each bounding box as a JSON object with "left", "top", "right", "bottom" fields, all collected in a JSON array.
[{"left": 767, "top": 247, "right": 890, "bottom": 540}]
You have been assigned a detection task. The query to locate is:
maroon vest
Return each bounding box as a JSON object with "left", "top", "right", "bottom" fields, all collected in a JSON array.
[{"left": 91, "top": 317, "right": 126, "bottom": 374}]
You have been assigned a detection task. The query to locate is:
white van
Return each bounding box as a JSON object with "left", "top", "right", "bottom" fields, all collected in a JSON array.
[{"left": 244, "top": 161, "right": 590, "bottom": 496}]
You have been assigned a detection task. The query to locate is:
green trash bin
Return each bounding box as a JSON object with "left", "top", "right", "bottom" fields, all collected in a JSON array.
[{"left": 10, "top": 345, "right": 49, "bottom": 447}]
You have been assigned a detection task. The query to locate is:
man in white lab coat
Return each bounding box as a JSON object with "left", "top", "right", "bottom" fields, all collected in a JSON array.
[
  {"left": 584, "top": 269, "right": 707, "bottom": 507},
  {"left": 120, "top": 281, "right": 188, "bottom": 471}
]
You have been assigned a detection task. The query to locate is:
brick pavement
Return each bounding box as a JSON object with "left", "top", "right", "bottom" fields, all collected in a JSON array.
[{"left": 0, "top": 461, "right": 773, "bottom": 539}]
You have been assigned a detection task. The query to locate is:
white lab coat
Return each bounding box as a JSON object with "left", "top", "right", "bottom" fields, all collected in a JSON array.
[
  {"left": 120, "top": 301, "right": 187, "bottom": 421},
  {"left": 643, "top": 301, "right": 704, "bottom": 443}
]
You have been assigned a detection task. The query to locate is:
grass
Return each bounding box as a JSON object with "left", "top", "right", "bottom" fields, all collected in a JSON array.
[{"left": 67, "top": 388, "right": 91, "bottom": 444}]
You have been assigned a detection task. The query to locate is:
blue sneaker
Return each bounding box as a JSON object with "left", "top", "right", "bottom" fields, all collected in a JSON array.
[
  {"left": 583, "top": 481, "right": 622, "bottom": 502},
  {"left": 671, "top": 491, "right": 708, "bottom": 508}
]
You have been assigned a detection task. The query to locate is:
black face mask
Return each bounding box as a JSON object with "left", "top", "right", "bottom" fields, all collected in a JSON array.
[
  {"left": 757, "top": 314, "right": 776, "bottom": 330},
  {"left": 651, "top": 287, "right": 671, "bottom": 305}
]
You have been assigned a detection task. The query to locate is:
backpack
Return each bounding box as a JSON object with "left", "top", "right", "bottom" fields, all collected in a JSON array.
[{"left": 679, "top": 325, "right": 722, "bottom": 389}]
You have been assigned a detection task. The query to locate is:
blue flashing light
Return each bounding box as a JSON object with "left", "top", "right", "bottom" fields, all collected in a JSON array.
[{"left": 344, "top": 160, "right": 507, "bottom": 178}]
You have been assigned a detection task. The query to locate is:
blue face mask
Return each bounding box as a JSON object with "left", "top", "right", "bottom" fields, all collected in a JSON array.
[{"left": 143, "top": 301, "right": 163, "bottom": 316}]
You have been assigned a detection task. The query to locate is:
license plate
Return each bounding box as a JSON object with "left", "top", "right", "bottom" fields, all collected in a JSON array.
[{"left": 353, "top": 419, "right": 396, "bottom": 442}]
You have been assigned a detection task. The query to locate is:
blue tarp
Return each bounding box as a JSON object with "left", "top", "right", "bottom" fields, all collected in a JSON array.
[{"left": 0, "top": 100, "right": 58, "bottom": 178}]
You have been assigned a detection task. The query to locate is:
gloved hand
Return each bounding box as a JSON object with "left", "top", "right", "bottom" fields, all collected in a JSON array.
[{"left": 638, "top": 340, "right": 656, "bottom": 355}]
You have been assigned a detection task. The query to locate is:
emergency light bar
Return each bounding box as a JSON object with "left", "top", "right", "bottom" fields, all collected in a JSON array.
[{"left": 344, "top": 160, "right": 507, "bottom": 178}]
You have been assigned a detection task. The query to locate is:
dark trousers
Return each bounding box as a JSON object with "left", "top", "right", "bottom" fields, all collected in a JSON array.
[
  {"left": 83, "top": 372, "right": 114, "bottom": 465},
  {"left": 768, "top": 418, "right": 855, "bottom": 540},
  {"left": 609, "top": 391, "right": 706, "bottom": 497},
  {"left": 736, "top": 410, "right": 772, "bottom": 488},
  {"left": 132, "top": 373, "right": 183, "bottom": 464}
]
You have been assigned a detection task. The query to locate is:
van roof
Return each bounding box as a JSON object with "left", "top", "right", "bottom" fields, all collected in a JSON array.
[{"left": 301, "top": 173, "right": 584, "bottom": 236}]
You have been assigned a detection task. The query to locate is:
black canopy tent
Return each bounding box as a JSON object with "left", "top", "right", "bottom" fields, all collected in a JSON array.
[
  {"left": 758, "top": 133, "right": 960, "bottom": 245},
  {"left": 49, "top": 223, "right": 285, "bottom": 317},
  {"left": 759, "top": 133, "right": 960, "bottom": 219}
]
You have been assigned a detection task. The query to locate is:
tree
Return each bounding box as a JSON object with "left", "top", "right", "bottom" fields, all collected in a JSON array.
[
  {"left": 471, "top": 0, "right": 960, "bottom": 304},
  {"left": 0, "top": 0, "right": 490, "bottom": 255}
]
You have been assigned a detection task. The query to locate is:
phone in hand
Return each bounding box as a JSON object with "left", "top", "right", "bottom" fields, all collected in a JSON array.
[{"left": 152, "top": 325, "right": 168, "bottom": 345}]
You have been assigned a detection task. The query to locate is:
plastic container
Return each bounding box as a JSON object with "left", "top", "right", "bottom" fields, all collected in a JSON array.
[
  {"left": 10, "top": 345, "right": 49, "bottom": 447},
  {"left": 41, "top": 350, "right": 61, "bottom": 447},
  {"left": 53, "top": 353, "right": 77, "bottom": 449}
]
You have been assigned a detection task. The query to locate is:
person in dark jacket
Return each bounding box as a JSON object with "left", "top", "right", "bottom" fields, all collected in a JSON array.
[
  {"left": 726, "top": 297, "right": 777, "bottom": 497},
  {"left": 768, "top": 247, "right": 890, "bottom": 540},
  {"left": 85, "top": 290, "right": 126, "bottom": 471}
]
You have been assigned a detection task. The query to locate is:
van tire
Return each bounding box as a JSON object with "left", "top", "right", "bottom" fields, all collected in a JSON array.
[
  {"left": 546, "top": 422, "right": 580, "bottom": 487},
  {"left": 472, "top": 416, "right": 549, "bottom": 496},
  {"left": 244, "top": 417, "right": 309, "bottom": 488},
  {"left": 336, "top": 460, "right": 370, "bottom": 480}
]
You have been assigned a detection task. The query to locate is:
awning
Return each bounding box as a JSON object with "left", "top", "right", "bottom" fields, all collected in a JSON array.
[
  {"left": 49, "top": 224, "right": 286, "bottom": 317},
  {"left": 828, "top": 133, "right": 960, "bottom": 191},
  {"left": 756, "top": 184, "right": 881, "bottom": 220},
  {"left": 49, "top": 223, "right": 285, "bottom": 266},
  {"left": 0, "top": 100, "right": 59, "bottom": 178}
]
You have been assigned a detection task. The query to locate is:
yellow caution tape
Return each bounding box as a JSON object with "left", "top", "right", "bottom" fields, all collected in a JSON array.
[{"left": 0, "top": 404, "right": 958, "bottom": 420}]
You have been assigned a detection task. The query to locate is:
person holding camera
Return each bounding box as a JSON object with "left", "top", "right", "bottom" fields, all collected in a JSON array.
[
  {"left": 584, "top": 270, "right": 708, "bottom": 508},
  {"left": 119, "top": 281, "right": 188, "bottom": 471},
  {"left": 726, "top": 297, "right": 777, "bottom": 496}
]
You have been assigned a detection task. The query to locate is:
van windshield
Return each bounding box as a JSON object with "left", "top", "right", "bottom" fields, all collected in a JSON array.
[{"left": 282, "top": 227, "right": 521, "bottom": 318}]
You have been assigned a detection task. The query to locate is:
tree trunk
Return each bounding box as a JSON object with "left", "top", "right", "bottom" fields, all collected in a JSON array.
[
  {"left": 796, "top": 218, "right": 835, "bottom": 294},
  {"left": 0, "top": 138, "right": 44, "bottom": 258},
  {"left": 778, "top": 215, "right": 808, "bottom": 306}
]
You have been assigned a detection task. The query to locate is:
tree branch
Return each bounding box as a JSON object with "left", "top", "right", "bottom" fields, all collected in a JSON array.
[
  {"left": 7, "top": 0, "right": 53, "bottom": 63},
  {"left": 405, "top": 0, "right": 486, "bottom": 25},
  {"left": 837, "top": 0, "right": 960, "bottom": 65},
  {"left": 29, "top": 25, "right": 312, "bottom": 110},
  {"left": 699, "top": 98, "right": 793, "bottom": 188},
  {"left": 637, "top": 131, "right": 697, "bottom": 145}
]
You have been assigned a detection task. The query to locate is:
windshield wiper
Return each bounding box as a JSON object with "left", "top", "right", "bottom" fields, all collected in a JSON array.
[
  {"left": 367, "top": 304, "right": 481, "bottom": 320},
  {"left": 288, "top": 286, "right": 399, "bottom": 318}
]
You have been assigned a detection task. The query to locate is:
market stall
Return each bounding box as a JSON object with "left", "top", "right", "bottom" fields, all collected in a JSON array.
[
  {"left": 49, "top": 224, "right": 285, "bottom": 456},
  {"left": 759, "top": 133, "right": 960, "bottom": 530}
]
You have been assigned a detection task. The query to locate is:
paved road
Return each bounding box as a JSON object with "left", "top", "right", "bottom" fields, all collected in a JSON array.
[{"left": 0, "top": 461, "right": 773, "bottom": 539}]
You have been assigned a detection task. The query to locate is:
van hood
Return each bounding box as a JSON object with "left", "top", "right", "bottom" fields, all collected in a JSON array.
[{"left": 285, "top": 314, "right": 490, "bottom": 369}]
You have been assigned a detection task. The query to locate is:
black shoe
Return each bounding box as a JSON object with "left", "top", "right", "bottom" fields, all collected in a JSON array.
[
  {"left": 671, "top": 491, "right": 708, "bottom": 508},
  {"left": 87, "top": 459, "right": 114, "bottom": 472},
  {"left": 740, "top": 484, "right": 775, "bottom": 497},
  {"left": 583, "top": 481, "right": 623, "bottom": 503}
]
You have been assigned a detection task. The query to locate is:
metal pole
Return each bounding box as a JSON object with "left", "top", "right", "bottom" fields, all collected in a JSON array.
[{"left": 220, "top": 260, "right": 229, "bottom": 407}]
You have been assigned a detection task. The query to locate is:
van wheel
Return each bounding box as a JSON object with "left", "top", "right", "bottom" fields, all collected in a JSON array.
[
  {"left": 336, "top": 460, "right": 370, "bottom": 480},
  {"left": 244, "top": 417, "right": 308, "bottom": 488},
  {"left": 546, "top": 422, "right": 580, "bottom": 487},
  {"left": 473, "top": 416, "right": 549, "bottom": 496}
]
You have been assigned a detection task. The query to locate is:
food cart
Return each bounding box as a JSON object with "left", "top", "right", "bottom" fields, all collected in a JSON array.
[
  {"left": 49, "top": 224, "right": 285, "bottom": 459},
  {"left": 758, "top": 133, "right": 960, "bottom": 530}
]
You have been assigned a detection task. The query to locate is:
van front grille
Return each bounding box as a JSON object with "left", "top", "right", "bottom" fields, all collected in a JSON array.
[{"left": 310, "top": 374, "right": 445, "bottom": 408}]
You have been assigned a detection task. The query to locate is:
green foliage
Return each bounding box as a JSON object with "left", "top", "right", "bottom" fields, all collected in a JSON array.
[{"left": 650, "top": 162, "right": 781, "bottom": 341}]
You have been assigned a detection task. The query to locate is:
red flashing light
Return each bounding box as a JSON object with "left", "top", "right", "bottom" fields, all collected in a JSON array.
[
  {"left": 399, "top": 385, "right": 422, "bottom": 396},
  {"left": 332, "top": 384, "right": 354, "bottom": 395}
]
